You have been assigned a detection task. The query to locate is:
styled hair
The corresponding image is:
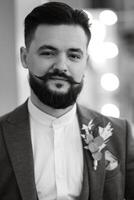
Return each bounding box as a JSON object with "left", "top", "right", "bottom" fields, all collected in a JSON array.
[{"left": 24, "top": 1, "right": 91, "bottom": 48}]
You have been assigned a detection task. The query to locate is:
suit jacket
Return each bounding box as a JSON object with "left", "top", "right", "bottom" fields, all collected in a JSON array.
[{"left": 0, "top": 101, "right": 134, "bottom": 200}]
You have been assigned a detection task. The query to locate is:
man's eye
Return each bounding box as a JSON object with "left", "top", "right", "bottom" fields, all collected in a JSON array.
[
  {"left": 40, "top": 51, "right": 55, "bottom": 56},
  {"left": 69, "top": 54, "right": 81, "bottom": 60}
]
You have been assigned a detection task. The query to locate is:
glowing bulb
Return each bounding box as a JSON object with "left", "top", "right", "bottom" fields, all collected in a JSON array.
[
  {"left": 101, "top": 73, "right": 119, "bottom": 91},
  {"left": 99, "top": 10, "right": 118, "bottom": 25},
  {"left": 101, "top": 104, "right": 120, "bottom": 118}
]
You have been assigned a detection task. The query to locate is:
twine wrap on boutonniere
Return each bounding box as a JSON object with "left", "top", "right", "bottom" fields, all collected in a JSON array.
[{"left": 81, "top": 120, "right": 113, "bottom": 170}]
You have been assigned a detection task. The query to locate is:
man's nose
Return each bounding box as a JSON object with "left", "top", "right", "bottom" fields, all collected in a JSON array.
[{"left": 53, "top": 54, "right": 68, "bottom": 72}]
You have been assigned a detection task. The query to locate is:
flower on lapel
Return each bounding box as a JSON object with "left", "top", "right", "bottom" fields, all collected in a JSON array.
[{"left": 81, "top": 120, "right": 113, "bottom": 170}]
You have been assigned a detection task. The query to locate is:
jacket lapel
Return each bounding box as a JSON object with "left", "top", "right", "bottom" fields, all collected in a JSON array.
[
  {"left": 2, "top": 101, "right": 106, "bottom": 200},
  {"left": 77, "top": 105, "right": 106, "bottom": 200},
  {"left": 78, "top": 148, "right": 90, "bottom": 200},
  {"left": 3, "top": 101, "right": 37, "bottom": 200}
]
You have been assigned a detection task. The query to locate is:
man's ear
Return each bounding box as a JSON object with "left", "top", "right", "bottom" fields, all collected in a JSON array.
[{"left": 20, "top": 47, "right": 28, "bottom": 69}]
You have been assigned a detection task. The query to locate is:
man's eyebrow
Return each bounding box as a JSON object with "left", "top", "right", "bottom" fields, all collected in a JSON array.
[
  {"left": 37, "top": 45, "right": 57, "bottom": 51},
  {"left": 69, "top": 48, "right": 83, "bottom": 55},
  {"left": 37, "top": 45, "right": 83, "bottom": 55}
]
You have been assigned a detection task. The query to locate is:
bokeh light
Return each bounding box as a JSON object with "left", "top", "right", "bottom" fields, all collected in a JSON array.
[
  {"left": 89, "top": 42, "right": 118, "bottom": 63},
  {"left": 90, "top": 19, "right": 106, "bottom": 42},
  {"left": 99, "top": 10, "right": 118, "bottom": 25},
  {"left": 101, "top": 73, "right": 119, "bottom": 91},
  {"left": 88, "top": 42, "right": 107, "bottom": 63},
  {"left": 103, "top": 42, "right": 119, "bottom": 59},
  {"left": 101, "top": 104, "right": 120, "bottom": 118}
]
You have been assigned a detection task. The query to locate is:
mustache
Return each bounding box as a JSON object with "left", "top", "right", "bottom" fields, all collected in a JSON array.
[{"left": 34, "top": 70, "right": 81, "bottom": 85}]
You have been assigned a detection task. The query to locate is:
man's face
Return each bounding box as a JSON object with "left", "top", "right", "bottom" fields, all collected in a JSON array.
[{"left": 21, "top": 25, "right": 89, "bottom": 108}]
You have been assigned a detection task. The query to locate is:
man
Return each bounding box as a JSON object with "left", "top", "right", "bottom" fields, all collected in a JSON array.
[{"left": 0, "top": 2, "right": 134, "bottom": 200}]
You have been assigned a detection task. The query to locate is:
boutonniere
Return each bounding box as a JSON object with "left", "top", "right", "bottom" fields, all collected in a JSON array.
[{"left": 81, "top": 120, "right": 113, "bottom": 170}]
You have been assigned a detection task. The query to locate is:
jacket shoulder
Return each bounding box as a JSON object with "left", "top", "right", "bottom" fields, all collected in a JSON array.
[
  {"left": 78, "top": 104, "right": 128, "bottom": 134},
  {"left": 0, "top": 100, "right": 28, "bottom": 124}
]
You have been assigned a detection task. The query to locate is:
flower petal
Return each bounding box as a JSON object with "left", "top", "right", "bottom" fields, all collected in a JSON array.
[
  {"left": 92, "top": 152, "right": 102, "bottom": 161},
  {"left": 88, "top": 142, "right": 99, "bottom": 152},
  {"left": 94, "top": 136, "right": 104, "bottom": 147}
]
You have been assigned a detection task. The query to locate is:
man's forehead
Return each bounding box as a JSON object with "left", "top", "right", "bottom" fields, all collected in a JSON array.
[
  {"left": 35, "top": 24, "right": 86, "bottom": 34},
  {"left": 33, "top": 24, "right": 88, "bottom": 50}
]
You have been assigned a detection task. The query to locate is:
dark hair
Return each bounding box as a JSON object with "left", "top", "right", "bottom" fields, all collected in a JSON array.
[{"left": 24, "top": 1, "right": 91, "bottom": 48}]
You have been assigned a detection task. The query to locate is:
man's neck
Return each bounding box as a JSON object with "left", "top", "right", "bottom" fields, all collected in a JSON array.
[{"left": 30, "top": 92, "right": 74, "bottom": 118}]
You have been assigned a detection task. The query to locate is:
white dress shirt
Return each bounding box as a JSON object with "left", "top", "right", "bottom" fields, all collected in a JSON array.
[{"left": 28, "top": 99, "right": 83, "bottom": 200}]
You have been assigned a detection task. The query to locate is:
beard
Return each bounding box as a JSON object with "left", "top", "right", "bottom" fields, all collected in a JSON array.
[{"left": 29, "top": 70, "right": 83, "bottom": 109}]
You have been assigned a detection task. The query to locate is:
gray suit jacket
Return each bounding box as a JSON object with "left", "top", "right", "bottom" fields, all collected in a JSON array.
[{"left": 0, "top": 101, "right": 134, "bottom": 200}]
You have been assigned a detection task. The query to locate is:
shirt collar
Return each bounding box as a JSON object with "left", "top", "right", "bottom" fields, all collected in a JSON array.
[{"left": 28, "top": 98, "right": 77, "bottom": 127}]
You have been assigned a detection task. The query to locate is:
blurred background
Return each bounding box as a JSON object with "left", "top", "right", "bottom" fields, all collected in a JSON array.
[{"left": 1, "top": 0, "right": 134, "bottom": 123}]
